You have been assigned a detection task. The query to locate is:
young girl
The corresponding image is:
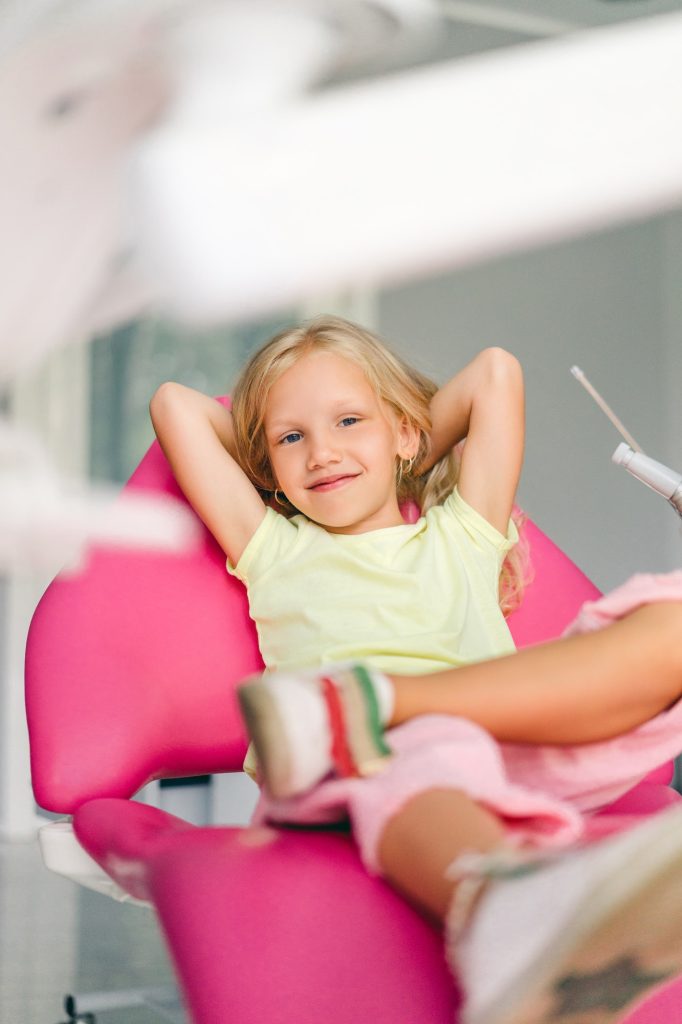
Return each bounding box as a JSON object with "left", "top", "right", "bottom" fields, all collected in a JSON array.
[{"left": 150, "top": 315, "right": 682, "bottom": 1024}]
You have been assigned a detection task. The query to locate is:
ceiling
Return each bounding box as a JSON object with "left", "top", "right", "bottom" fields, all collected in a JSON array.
[{"left": 331, "top": 0, "right": 682, "bottom": 80}]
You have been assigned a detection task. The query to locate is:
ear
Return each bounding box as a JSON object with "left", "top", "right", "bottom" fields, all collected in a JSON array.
[{"left": 396, "top": 416, "right": 421, "bottom": 460}]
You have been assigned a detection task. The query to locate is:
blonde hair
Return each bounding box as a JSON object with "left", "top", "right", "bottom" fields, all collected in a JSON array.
[{"left": 231, "top": 315, "right": 529, "bottom": 614}]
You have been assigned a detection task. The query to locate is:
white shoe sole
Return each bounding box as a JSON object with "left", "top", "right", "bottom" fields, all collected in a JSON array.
[
  {"left": 464, "top": 804, "right": 682, "bottom": 1024},
  {"left": 238, "top": 681, "right": 296, "bottom": 799}
]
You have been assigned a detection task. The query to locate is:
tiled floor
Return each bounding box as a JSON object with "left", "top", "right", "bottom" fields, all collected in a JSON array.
[
  {"left": 0, "top": 837, "right": 181, "bottom": 1024},
  {"left": 0, "top": 776, "right": 260, "bottom": 1023}
]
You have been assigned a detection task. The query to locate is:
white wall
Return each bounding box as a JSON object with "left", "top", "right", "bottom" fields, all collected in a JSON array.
[
  {"left": 662, "top": 211, "right": 682, "bottom": 571},
  {"left": 378, "top": 211, "right": 682, "bottom": 592}
]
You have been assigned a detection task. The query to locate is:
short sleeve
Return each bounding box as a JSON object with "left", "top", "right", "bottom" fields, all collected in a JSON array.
[
  {"left": 226, "top": 507, "right": 299, "bottom": 584},
  {"left": 441, "top": 487, "right": 518, "bottom": 567}
]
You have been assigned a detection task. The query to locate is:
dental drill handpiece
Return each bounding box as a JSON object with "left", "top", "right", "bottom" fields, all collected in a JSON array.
[
  {"left": 612, "top": 444, "right": 682, "bottom": 520},
  {"left": 570, "top": 367, "right": 682, "bottom": 520}
]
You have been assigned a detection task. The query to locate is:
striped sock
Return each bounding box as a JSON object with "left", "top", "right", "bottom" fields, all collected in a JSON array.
[{"left": 320, "top": 664, "right": 393, "bottom": 779}]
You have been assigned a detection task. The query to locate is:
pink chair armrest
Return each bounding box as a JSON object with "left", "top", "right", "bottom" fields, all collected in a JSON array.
[{"left": 74, "top": 799, "right": 458, "bottom": 1024}]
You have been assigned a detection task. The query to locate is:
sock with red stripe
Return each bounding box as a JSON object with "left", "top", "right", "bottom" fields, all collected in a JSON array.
[{"left": 237, "top": 662, "right": 394, "bottom": 799}]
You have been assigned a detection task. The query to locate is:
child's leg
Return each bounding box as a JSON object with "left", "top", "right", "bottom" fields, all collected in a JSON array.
[
  {"left": 377, "top": 788, "right": 682, "bottom": 1024},
  {"left": 375, "top": 787, "right": 504, "bottom": 921},
  {"left": 389, "top": 602, "right": 682, "bottom": 744}
]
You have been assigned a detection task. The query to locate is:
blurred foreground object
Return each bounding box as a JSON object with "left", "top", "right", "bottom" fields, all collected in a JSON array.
[
  {"left": 0, "top": 421, "right": 201, "bottom": 575},
  {"left": 2, "top": 1, "right": 682, "bottom": 367},
  {"left": 0, "top": 0, "right": 170, "bottom": 382},
  {"left": 0, "top": 0, "right": 437, "bottom": 381},
  {"left": 129, "top": 8, "right": 682, "bottom": 323},
  {"left": 0, "top": 0, "right": 436, "bottom": 568}
]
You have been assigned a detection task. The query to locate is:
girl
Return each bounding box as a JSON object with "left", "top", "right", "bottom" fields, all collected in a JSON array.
[{"left": 150, "top": 315, "right": 682, "bottom": 1024}]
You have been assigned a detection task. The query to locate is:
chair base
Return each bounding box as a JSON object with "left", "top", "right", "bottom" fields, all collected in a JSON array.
[
  {"left": 59, "top": 985, "right": 183, "bottom": 1024},
  {"left": 39, "top": 820, "right": 151, "bottom": 907}
]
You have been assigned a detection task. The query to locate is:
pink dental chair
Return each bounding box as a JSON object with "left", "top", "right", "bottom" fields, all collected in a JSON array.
[{"left": 25, "top": 426, "right": 682, "bottom": 1024}]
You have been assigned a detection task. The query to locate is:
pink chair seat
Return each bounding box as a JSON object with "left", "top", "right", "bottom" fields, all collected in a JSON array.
[
  {"left": 74, "top": 799, "right": 458, "bottom": 1023},
  {"left": 25, "top": 431, "right": 682, "bottom": 1024}
]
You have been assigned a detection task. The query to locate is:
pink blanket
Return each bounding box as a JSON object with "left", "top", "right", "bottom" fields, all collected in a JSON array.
[{"left": 254, "top": 572, "right": 682, "bottom": 872}]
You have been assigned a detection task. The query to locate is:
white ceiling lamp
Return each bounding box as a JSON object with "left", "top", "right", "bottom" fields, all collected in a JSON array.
[
  {"left": 0, "top": 421, "right": 202, "bottom": 576},
  {"left": 0, "top": 0, "right": 438, "bottom": 382},
  {"left": 128, "top": 7, "right": 682, "bottom": 325},
  {"left": 0, "top": 0, "right": 435, "bottom": 572}
]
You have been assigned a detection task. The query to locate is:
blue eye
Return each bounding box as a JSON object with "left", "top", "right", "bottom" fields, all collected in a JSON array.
[
  {"left": 280, "top": 432, "right": 302, "bottom": 445},
  {"left": 340, "top": 416, "right": 359, "bottom": 427}
]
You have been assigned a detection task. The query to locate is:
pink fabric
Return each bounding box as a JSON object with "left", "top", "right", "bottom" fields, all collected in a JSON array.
[
  {"left": 255, "top": 572, "right": 682, "bottom": 873},
  {"left": 562, "top": 570, "right": 682, "bottom": 635}
]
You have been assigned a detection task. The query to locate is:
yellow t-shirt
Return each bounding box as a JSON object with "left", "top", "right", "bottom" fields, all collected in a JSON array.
[{"left": 228, "top": 488, "right": 518, "bottom": 780}]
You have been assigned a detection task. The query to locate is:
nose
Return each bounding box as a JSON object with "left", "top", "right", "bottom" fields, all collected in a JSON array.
[{"left": 306, "top": 429, "right": 342, "bottom": 470}]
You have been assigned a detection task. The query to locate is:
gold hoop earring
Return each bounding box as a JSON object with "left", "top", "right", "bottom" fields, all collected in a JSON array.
[
  {"left": 274, "top": 489, "right": 288, "bottom": 506},
  {"left": 396, "top": 455, "right": 415, "bottom": 486}
]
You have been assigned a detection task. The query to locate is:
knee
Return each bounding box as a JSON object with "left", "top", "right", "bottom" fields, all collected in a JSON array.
[{"left": 639, "top": 601, "right": 682, "bottom": 648}]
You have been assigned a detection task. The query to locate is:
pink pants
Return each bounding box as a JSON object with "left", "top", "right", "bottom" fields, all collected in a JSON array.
[{"left": 253, "top": 572, "right": 682, "bottom": 873}]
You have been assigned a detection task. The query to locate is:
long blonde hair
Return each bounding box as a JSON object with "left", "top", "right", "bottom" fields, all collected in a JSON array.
[{"left": 231, "top": 315, "right": 529, "bottom": 614}]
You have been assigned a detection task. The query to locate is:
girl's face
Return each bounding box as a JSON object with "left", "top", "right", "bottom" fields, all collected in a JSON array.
[{"left": 264, "top": 350, "right": 418, "bottom": 534}]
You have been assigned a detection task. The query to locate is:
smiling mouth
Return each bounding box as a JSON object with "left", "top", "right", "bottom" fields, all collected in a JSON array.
[{"left": 308, "top": 474, "right": 358, "bottom": 492}]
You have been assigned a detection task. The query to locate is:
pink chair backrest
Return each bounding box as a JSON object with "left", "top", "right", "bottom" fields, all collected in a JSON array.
[
  {"left": 505, "top": 519, "right": 600, "bottom": 646},
  {"left": 26, "top": 438, "right": 601, "bottom": 814}
]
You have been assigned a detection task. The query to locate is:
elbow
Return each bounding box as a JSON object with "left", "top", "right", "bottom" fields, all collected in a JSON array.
[
  {"left": 149, "top": 381, "right": 184, "bottom": 428},
  {"left": 150, "top": 380, "right": 181, "bottom": 412},
  {"left": 480, "top": 346, "right": 521, "bottom": 373},
  {"left": 479, "top": 348, "right": 524, "bottom": 390}
]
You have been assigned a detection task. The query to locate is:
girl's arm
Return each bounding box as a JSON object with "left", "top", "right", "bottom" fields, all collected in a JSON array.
[
  {"left": 418, "top": 347, "right": 525, "bottom": 535},
  {"left": 149, "top": 382, "right": 266, "bottom": 565}
]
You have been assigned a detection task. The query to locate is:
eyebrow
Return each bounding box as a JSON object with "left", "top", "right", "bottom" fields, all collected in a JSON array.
[{"left": 267, "top": 397, "right": 369, "bottom": 432}]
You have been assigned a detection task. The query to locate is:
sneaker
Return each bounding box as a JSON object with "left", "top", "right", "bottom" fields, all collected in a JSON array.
[
  {"left": 450, "top": 803, "right": 682, "bottom": 1024},
  {"left": 237, "top": 662, "right": 394, "bottom": 799}
]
